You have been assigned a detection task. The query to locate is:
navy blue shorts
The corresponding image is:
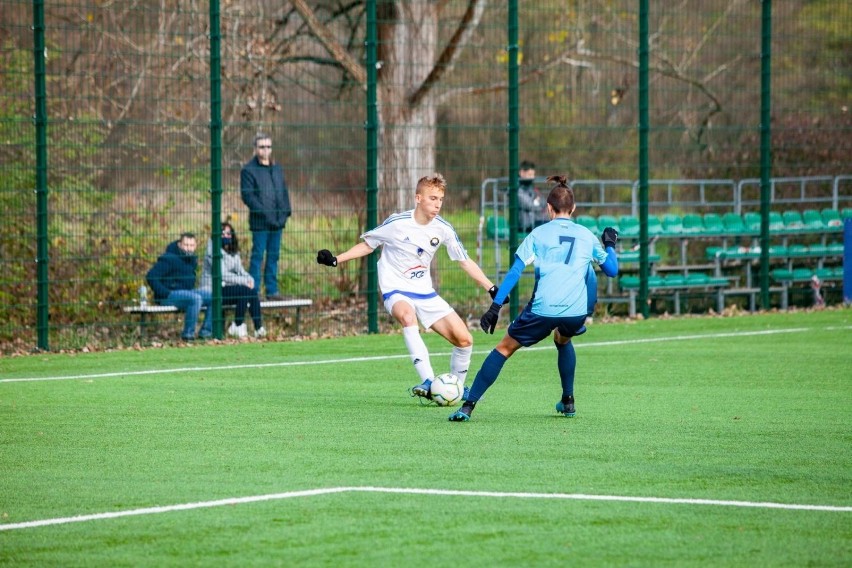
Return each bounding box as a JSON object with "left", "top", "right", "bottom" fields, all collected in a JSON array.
[{"left": 507, "top": 305, "right": 588, "bottom": 347}]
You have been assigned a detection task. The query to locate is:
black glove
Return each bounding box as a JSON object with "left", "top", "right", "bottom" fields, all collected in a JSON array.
[
  {"left": 602, "top": 227, "right": 619, "bottom": 249},
  {"left": 316, "top": 249, "right": 338, "bottom": 267},
  {"left": 480, "top": 302, "right": 503, "bottom": 334},
  {"left": 488, "top": 285, "right": 510, "bottom": 305}
]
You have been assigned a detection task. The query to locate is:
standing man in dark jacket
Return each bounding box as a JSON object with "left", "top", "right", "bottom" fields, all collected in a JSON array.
[
  {"left": 240, "top": 133, "right": 292, "bottom": 301},
  {"left": 146, "top": 232, "right": 212, "bottom": 341}
]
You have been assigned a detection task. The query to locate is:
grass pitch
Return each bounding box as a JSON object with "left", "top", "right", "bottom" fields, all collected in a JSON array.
[{"left": 1, "top": 309, "right": 850, "bottom": 566}]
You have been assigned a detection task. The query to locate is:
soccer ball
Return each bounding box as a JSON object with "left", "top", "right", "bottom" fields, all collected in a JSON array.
[{"left": 430, "top": 373, "right": 463, "bottom": 407}]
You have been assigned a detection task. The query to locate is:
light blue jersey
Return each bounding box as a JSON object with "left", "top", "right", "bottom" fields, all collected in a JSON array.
[{"left": 514, "top": 218, "right": 608, "bottom": 317}]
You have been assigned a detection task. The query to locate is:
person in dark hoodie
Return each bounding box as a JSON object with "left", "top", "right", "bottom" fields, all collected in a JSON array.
[
  {"left": 240, "top": 133, "right": 292, "bottom": 301},
  {"left": 146, "top": 232, "right": 212, "bottom": 341}
]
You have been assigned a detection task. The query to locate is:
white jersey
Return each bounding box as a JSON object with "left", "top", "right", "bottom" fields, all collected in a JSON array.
[{"left": 362, "top": 210, "right": 468, "bottom": 300}]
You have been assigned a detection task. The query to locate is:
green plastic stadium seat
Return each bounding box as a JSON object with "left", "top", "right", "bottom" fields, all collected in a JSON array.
[
  {"left": 486, "top": 216, "right": 508, "bottom": 239},
  {"left": 814, "top": 267, "right": 834, "bottom": 281},
  {"left": 647, "top": 215, "right": 664, "bottom": 237},
  {"left": 597, "top": 215, "right": 620, "bottom": 235},
  {"left": 681, "top": 213, "right": 705, "bottom": 234},
  {"left": 742, "top": 212, "right": 761, "bottom": 234},
  {"left": 707, "top": 275, "right": 731, "bottom": 287},
  {"left": 768, "top": 245, "right": 788, "bottom": 258},
  {"left": 685, "top": 273, "right": 710, "bottom": 286},
  {"left": 663, "top": 274, "right": 686, "bottom": 287},
  {"left": 802, "top": 209, "right": 826, "bottom": 232},
  {"left": 808, "top": 244, "right": 828, "bottom": 256},
  {"left": 619, "top": 250, "right": 661, "bottom": 263},
  {"left": 576, "top": 215, "right": 599, "bottom": 236},
  {"left": 768, "top": 211, "right": 786, "bottom": 233},
  {"left": 821, "top": 209, "right": 844, "bottom": 230},
  {"left": 702, "top": 213, "right": 724, "bottom": 236},
  {"left": 728, "top": 247, "right": 760, "bottom": 259},
  {"left": 705, "top": 246, "right": 724, "bottom": 260},
  {"left": 661, "top": 214, "right": 683, "bottom": 236},
  {"left": 787, "top": 244, "right": 809, "bottom": 257},
  {"left": 771, "top": 268, "right": 793, "bottom": 282},
  {"left": 842, "top": 208, "right": 852, "bottom": 221},
  {"left": 791, "top": 268, "right": 814, "bottom": 282},
  {"left": 782, "top": 210, "right": 806, "bottom": 233},
  {"left": 618, "top": 215, "right": 640, "bottom": 238},
  {"left": 620, "top": 275, "right": 665, "bottom": 289},
  {"left": 827, "top": 242, "right": 844, "bottom": 255},
  {"left": 832, "top": 266, "right": 844, "bottom": 278},
  {"left": 722, "top": 212, "right": 748, "bottom": 235}
]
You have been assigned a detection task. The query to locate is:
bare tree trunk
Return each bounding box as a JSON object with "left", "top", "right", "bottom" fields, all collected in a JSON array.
[{"left": 377, "top": 2, "right": 438, "bottom": 216}]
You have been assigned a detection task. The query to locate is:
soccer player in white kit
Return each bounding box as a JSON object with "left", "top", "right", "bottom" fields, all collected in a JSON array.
[{"left": 316, "top": 173, "right": 499, "bottom": 399}]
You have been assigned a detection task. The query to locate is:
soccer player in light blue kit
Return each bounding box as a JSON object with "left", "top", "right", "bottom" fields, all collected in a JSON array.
[{"left": 449, "top": 175, "right": 619, "bottom": 421}]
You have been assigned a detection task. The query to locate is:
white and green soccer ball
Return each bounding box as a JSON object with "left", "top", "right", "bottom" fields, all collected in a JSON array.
[{"left": 430, "top": 373, "right": 463, "bottom": 407}]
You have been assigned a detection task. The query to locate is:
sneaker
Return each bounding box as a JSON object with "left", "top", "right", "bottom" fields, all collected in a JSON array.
[
  {"left": 228, "top": 322, "right": 248, "bottom": 338},
  {"left": 266, "top": 294, "right": 284, "bottom": 301},
  {"left": 556, "top": 396, "right": 576, "bottom": 417},
  {"left": 254, "top": 326, "right": 267, "bottom": 338},
  {"left": 410, "top": 379, "right": 432, "bottom": 399},
  {"left": 448, "top": 409, "right": 471, "bottom": 422}
]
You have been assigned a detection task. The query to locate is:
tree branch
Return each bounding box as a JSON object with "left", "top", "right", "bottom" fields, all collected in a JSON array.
[
  {"left": 409, "top": 0, "right": 488, "bottom": 108},
  {"left": 290, "top": 0, "right": 366, "bottom": 86}
]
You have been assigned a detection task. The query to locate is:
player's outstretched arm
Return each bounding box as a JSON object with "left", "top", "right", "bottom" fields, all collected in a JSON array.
[
  {"left": 458, "top": 258, "right": 495, "bottom": 292},
  {"left": 336, "top": 242, "right": 375, "bottom": 264},
  {"left": 600, "top": 226, "right": 619, "bottom": 277}
]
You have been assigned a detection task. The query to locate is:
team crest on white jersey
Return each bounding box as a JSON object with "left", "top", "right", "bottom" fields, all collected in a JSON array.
[{"left": 430, "top": 237, "right": 439, "bottom": 247}]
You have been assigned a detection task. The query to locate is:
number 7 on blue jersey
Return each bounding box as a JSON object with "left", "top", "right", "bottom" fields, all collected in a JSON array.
[{"left": 559, "top": 236, "right": 576, "bottom": 264}]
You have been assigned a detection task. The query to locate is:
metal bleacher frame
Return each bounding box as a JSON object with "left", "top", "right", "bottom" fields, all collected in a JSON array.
[{"left": 478, "top": 175, "right": 851, "bottom": 316}]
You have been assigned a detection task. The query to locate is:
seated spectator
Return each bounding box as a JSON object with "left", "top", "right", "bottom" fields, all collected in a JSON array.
[
  {"left": 200, "top": 222, "right": 266, "bottom": 339},
  {"left": 146, "top": 232, "right": 212, "bottom": 341}
]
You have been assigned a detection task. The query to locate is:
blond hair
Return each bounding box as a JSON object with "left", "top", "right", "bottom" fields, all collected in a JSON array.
[{"left": 416, "top": 173, "right": 447, "bottom": 195}]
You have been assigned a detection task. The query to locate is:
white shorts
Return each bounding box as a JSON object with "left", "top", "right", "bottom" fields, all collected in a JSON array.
[{"left": 383, "top": 293, "right": 455, "bottom": 330}]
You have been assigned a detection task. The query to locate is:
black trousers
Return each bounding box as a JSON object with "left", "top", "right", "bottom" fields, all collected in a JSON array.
[{"left": 222, "top": 284, "right": 262, "bottom": 328}]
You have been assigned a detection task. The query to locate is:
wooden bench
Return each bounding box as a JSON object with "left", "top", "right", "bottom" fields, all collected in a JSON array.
[{"left": 123, "top": 298, "right": 312, "bottom": 336}]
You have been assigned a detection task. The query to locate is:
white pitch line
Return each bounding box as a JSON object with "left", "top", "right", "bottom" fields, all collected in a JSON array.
[
  {"left": 1, "top": 486, "right": 849, "bottom": 532},
  {"left": 4, "top": 325, "right": 842, "bottom": 384}
]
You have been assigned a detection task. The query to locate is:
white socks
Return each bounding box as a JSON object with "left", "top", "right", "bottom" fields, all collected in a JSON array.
[
  {"left": 450, "top": 345, "right": 472, "bottom": 385},
  {"left": 403, "top": 326, "right": 434, "bottom": 381}
]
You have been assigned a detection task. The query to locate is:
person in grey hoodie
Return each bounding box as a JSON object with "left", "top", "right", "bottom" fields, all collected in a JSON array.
[
  {"left": 200, "top": 222, "right": 265, "bottom": 339},
  {"left": 240, "top": 133, "right": 291, "bottom": 301}
]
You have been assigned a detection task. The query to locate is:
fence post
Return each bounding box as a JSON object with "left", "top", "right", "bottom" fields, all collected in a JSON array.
[
  {"left": 758, "top": 0, "right": 773, "bottom": 309},
  {"left": 210, "top": 0, "right": 223, "bottom": 338},
  {"left": 638, "top": 0, "right": 650, "bottom": 318},
  {"left": 507, "top": 0, "right": 520, "bottom": 316},
  {"left": 33, "top": 0, "right": 49, "bottom": 351},
  {"left": 365, "top": 0, "right": 378, "bottom": 333}
]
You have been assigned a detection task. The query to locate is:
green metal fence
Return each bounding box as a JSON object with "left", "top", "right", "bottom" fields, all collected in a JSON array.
[{"left": 0, "top": 1, "right": 849, "bottom": 353}]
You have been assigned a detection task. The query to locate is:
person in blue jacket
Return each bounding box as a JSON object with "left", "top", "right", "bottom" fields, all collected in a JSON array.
[
  {"left": 240, "top": 133, "right": 292, "bottom": 301},
  {"left": 146, "top": 232, "right": 212, "bottom": 341},
  {"left": 449, "top": 175, "right": 619, "bottom": 422}
]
